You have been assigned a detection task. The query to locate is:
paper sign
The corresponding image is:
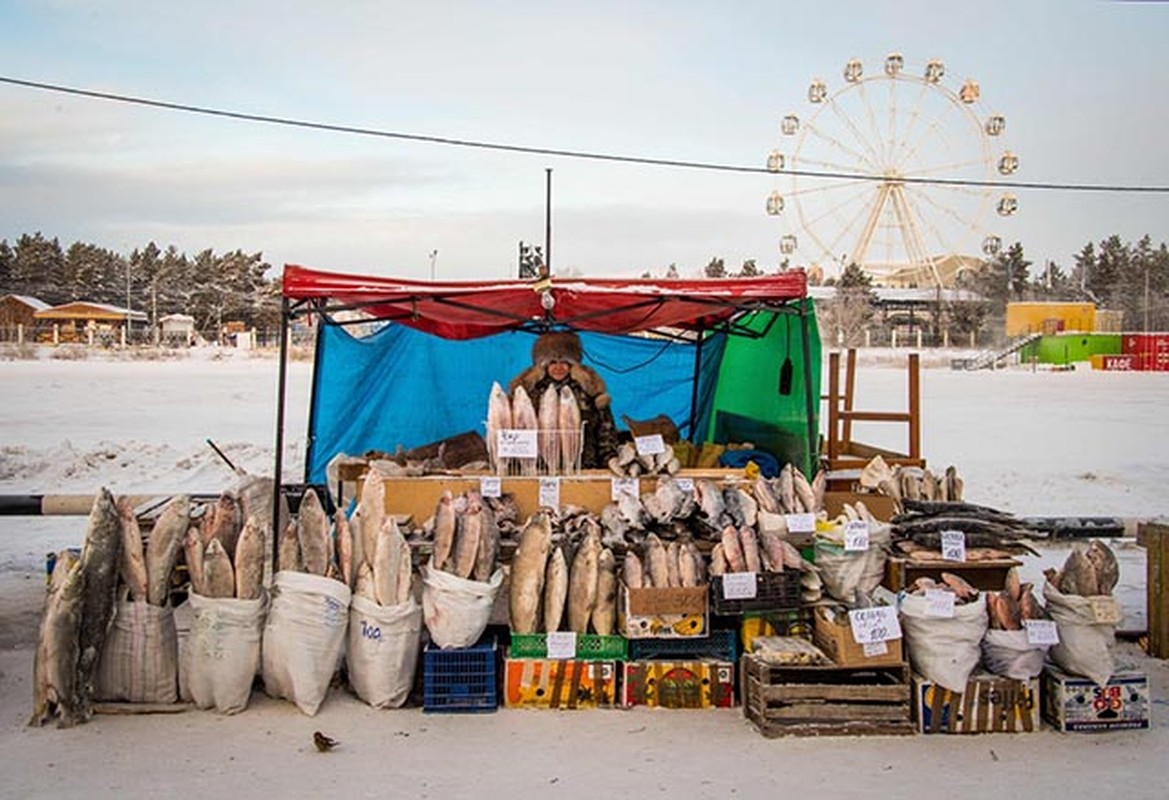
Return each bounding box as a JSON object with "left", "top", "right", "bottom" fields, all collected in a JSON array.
[
  {"left": 538, "top": 477, "right": 561, "bottom": 510},
  {"left": 925, "top": 589, "right": 956, "bottom": 618},
  {"left": 674, "top": 477, "right": 695, "bottom": 492},
  {"left": 847, "top": 606, "right": 901, "bottom": 644},
  {"left": 634, "top": 434, "right": 666, "bottom": 456},
  {"left": 479, "top": 476, "right": 502, "bottom": 498},
  {"left": 785, "top": 512, "right": 816, "bottom": 533},
  {"left": 497, "top": 429, "right": 538, "bottom": 459},
  {"left": 863, "top": 640, "right": 889, "bottom": 657},
  {"left": 1024, "top": 619, "right": 1060, "bottom": 646},
  {"left": 721, "top": 572, "right": 757, "bottom": 600},
  {"left": 1089, "top": 596, "right": 1123, "bottom": 625},
  {"left": 940, "top": 530, "right": 966, "bottom": 562},
  {"left": 546, "top": 631, "right": 577, "bottom": 659},
  {"left": 843, "top": 520, "right": 870, "bottom": 551},
  {"left": 611, "top": 477, "right": 639, "bottom": 500}
]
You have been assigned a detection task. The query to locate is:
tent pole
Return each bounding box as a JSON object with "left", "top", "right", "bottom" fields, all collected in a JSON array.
[
  {"left": 798, "top": 301, "right": 817, "bottom": 477},
  {"left": 688, "top": 326, "right": 705, "bottom": 442},
  {"left": 272, "top": 295, "right": 290, "bottom": 567},
  {"left": 304, "top": 303, "right": 327, "bottom": 485}
]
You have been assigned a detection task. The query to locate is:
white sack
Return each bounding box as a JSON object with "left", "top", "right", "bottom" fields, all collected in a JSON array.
[
  {"left": 261, "top": 571, "right": 351, "bottom": 716},
  {"left": 1043, "top": 581, "right": 1117, "bottom": 687},
  {"left": 421, "top": 561, "right": 503, "bottom": 649},
  {"left": 186, "top": 591, "right": 267, "bottom": 714},
  {"left": 981, "top": 629, "right": 1049, "bottom": 680},
  {"left": 899, "top": 592, "right": 987, "bottom": 692},
  {"left": 814, "top": 525, "right": 889, "bottom": 602},
  {"left": 347, "top": 594, "right": 422, "bottom": 709},
  {"left": 94, "top": 600, "right": 178, "bottom": 704},
  {"left": 174, "top": 598, "right": 194, "bottom": 703}
]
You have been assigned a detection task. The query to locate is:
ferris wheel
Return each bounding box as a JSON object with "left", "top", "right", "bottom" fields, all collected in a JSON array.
[{"left": 766, "top": 53, "right": 1018, "bottom": 288}]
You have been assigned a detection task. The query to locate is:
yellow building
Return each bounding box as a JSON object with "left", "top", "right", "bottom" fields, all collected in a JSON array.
[{"left": 1005, "top": 302, "right": 1096, "bottom": 337}]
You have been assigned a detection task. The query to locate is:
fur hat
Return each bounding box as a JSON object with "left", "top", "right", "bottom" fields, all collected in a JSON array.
[{"left": 532, "top": 331, "right": 583, "bottom": 366}]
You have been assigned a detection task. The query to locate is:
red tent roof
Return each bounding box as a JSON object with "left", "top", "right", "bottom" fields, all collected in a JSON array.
[{"left": 282, "top": 264, "right": 808, "bottom": 340}]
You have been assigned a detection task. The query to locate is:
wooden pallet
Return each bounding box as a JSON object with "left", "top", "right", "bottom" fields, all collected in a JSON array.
[{"left": 741, "top": 655, "right": 915, "bottom": 737}]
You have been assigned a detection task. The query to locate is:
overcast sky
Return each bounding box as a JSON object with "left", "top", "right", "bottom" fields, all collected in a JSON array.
[{"left": 3, "top": 1, "right": 1168, "bottom": 282}]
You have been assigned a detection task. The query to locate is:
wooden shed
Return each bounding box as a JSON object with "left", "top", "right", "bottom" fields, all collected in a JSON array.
[
  {"left": 1, "top": 294, "right": 50, "bottom": 340},
  {"left": 159, "top": 313, "right": 196, "bottom": 346},
  {"left": 34, "top": 301, "right": 148, "bottom": 344}
]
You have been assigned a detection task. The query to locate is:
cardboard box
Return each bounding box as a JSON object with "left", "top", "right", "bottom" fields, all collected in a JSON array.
[
  {"left": 914, "top": 673, "right": 1040, "bottom": 733},
  {"left": 503, "top": 656, "right": 617, "bottom": 709},
  {"left": 812, "top": 606, "right": 904, "bottom": 668},
  {"left": 1042, "top": 667, "right": 1150, "bottom": 732},
  {"left": 622, "top": 660, "right": 735, "bottom": 708},
  {"left": 618, "top": 584, "right": 708, "bottom": 639}
]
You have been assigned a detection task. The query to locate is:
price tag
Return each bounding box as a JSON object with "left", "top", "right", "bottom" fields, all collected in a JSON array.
[
  {"left": 940, "top": 530, "right": 966, "bottom": 562},
  {"left": 497, "top": 429, "right": 538, "bottom": 459},
  {"left": 634, "top": 434, "right": 666, "bottom": 456},
  {"left": 721, "top": 572, "right": 757, "bottom": 600},
  {"left": 1024, "top": 619, "right": 1060, "bottom": 646},
  {"left": 546, "top": 631, "right": 577, "bottom": 659},
  {"left": 1089, "top": 596, "right": 1122, "bottom": 625},
  {"left": 538, "top": 477, "right": 561, "bottom": 510},
  {"left": 479, "top": 476, "right": 502, "bottom": 498},
  {"left": 674, "top": 477, "right": 695, "bottom": 492},
  {"left": 843, "top": 520, "right": 870, "bottom": 551},
  {"left": 863, "top": 640, "right": 889, "bottom": 657},
  {"left": 925, "top": 589, "right": 956, "bottom": 618},
  {"left": 611, "top": 477, "right": 639, "bottom": 500},
  {"left": 847, "top": 606, "right": 901, "bottom": 644},
  {"left": 785, "top": 512, "right": 816, "bottom": 533}
]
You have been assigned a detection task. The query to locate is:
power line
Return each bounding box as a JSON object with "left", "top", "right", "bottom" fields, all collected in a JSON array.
[{"left": 4, "top": 74, "right": 1169, "bottom": 194}]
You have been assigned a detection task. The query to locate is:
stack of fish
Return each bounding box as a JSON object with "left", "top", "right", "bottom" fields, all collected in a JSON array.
[
  {"left": 751, "top": 463, "right": 826, "bottom": 516},
  {"left": 606, "top": 441, "right": 681, "bottom": 477},
  {"left": 123, "top": 495, "right": 190, "bottom": 606},
  {"left": 428, "top": 489, "right": 501, "bottom": 584},
  {"left": 907, "top": 572, "right": 980, "bottom": 604},
  {"left": 860, "top": 454, "right": 964, "bottom": 505},
  {"left": 1043, "top": 540, "right": 1119, "bottom": 597},
  {"left": 185, "top": 494, "right": 266, "bottom": 601},
  {"left": 622, "top": 532, "right": 706, "bottom": 589},
  {"left": 986, "top": 568, "right": 1048, "bottom": 630},
  {"left": 891, "top": 499, "right": 1042, "bottom": 557},
  {"left": 485, "top": 381, "right": 583, "bottom": 476}
]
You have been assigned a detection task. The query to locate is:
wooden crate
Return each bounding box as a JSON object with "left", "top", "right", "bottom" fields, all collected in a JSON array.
[
  {"left": 1138, "top": 521, "right": 1168, "bottom": 658},
  {"left": 503, "top": 657, "right": 617, "bottom": 709},
  {"left": 913, "top": 673, "right": 1039, "bottom": 734},
  {"left": 884, "top": 556, "right": 1021, "bottom": 593},
  {"left": 741, "top": 654, "right": 914, "bottom": 737},
  {"left": 621, "top": 660, "right": 736, "bottom": 709},
  {"left": 812, "top": 606, "right": 904, "bottom": 668}
]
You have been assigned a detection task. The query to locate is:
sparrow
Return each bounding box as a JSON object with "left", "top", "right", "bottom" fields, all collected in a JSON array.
[{"left": 313, "top": 731, "right": 340, "bottom": 753}]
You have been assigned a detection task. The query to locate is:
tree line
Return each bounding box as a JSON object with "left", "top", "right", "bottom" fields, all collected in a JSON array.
[{"left": 0, "top": 232, "right": 280, "bottom": 335}]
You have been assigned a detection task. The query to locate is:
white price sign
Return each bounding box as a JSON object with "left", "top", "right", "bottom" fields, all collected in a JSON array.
[
  {"left": 611, "top": 477, "right": 639, "bottom": 501},
  {"left": 785, "top": 512, "right": 816, "bottom": 533},
  {"left": 843, "top": 520, "right": 870, "bottom": 552},
  {"left": 721, "top": 572, "right": 758, "bottom": 600},
  {"left": 925, "top": 588, "right": 956, "bottom": 618},
  {"left": 634, "top": 434, "right": 666, "bottom": 456},
  {"left": 497, "top": 429, "right": 538, "bottom": 459},
  {"left": 941, "top": 530, "right": 967, "bottom": 562},
  {"left": 479, "top": 476, "right": 502, "bottom": 498},
  {"left": 538, "top": 477, "right": 561, "bottom": 510},
  {"left": 1089, "top": 596, "right": 1122, "bottom": 625},
  {"left": 863, "top": 640, "right": 889, "bottom": 657},
  {"left": 848, "top": 606, "right": 901, "bottom": 644},
  {"left": 674, "top": 477, "right": 695, "bottom": 492},
  {"left": 1024, "top": 619, "right": 1060, "bottom": 646},
  {"left": 546, "top": 631, "right": 577, "bottom": 659}
]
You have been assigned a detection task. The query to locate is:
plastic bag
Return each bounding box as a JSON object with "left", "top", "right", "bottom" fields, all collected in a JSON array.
[
  {"left": 347, "top": 594, "right": 422, "bottom": 709},
  {"left": 1043, "top": 581, "right": 1117, "bottom": 687},
  {"left": 981, "top": 629, "right": 1049, "bottom": 680},
  {"left": 186, "top": 591, "right": 267, "bottom": 714},
  {"left": 261, "top": 571, "right": 351, "bottom": 716},
  {"left": 94, "top": 600, "right": 178, "bottom": 704},
  {"left": 421, "top": 561, "right": 504, "bottom": 649},
  {"left": 899, "top": 592, "right": 987, "bottom": 692}
]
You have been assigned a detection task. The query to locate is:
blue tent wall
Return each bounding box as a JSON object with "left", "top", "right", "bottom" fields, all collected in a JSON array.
[{"left": 305, "top": 323, "right": 727, "bottom": 483}]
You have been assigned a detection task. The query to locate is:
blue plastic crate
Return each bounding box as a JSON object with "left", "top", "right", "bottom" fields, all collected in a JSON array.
[
  {"left": 423, "top": 637, "right": 498, "bottom": 713},
  {"left": 628, "top": 628, "right": 738, "bottom": 663}
]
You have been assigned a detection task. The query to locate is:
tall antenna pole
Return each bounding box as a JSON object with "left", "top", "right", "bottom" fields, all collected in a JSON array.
[{"left": 544, "top": 168, "right": 552, "bottom": 276}]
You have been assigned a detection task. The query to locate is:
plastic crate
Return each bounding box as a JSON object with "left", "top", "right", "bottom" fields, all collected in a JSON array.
[
  {"left": 739, "top": 607, "right": 815, "bottom": 652},
  {"left": 508, "top": 633, "right": 628, "bottom": 660},
  {"left": 423, "top": 637, "right": 498, "bottom": 713},
  {"left": 628, "top": 628, "right": 737, "bottom": 663},
  {"left": 710, "top": 571, "right": 801, "bottom": 615}
]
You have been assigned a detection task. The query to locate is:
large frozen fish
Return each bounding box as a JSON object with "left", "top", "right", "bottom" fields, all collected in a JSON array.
[
  {"left": 695, "top": 479, "right": 729, "bottom": 531},
  {"left": 432, "top": 491, "right": 457, "bottom": 572},
  {"left": 567, "top": 529, "right": 601, "bottom": 633},
  {"left": 665, "top": 541, "right": 682, "bottom": 588},
  {"left": 753, "top": 477, "right": 780, "bottom": 515},
  {"left": 355, "top": 561, "right": 377, "bottom": 602},
  {"left": 510, "top": 385, "right": 539, "bottom": 477},
  {"left": 202, "top": 493, "right": 241, "bottom": 558},
  {"left": 592, "top": 548, "right": 617, "bottom": 636},
  {"left": 486, "top": 381, "right": 513, "bottom": 475},
  {"left": 76, "top": 488, "right": 123, "bottom": 714},
  {"left": 738, "top": 526, "right": 762, "bottom": 573},
  {"left": 777, "top": 464, "right": 796, "bottom": 514},
  {"left": 684, "top": 540, "right": 707, "bottom": 585},
  {"left": 336, "top": 510, "right": 354, "bottom": 590},
  {"left": 538, "top": 385, "right": 561, "bottom": 475},
  {"left": 184, "top": 528, "right": 206, "bottom": 595},
  {"left": 810, "top": 469, "right": 827, "bottom": 512},
  {"left": 720, "top": 525, "right": 746, "bottom": 572},
  {"left": 373, "top": 519, "right": 407, "bottom": 606},
  {"left": 30, "top": 551, "right": 85, "bottom": 728},
  {"left": 509, "top": 513, "right": 553, "bottom": 633},
  {"left": 644, "top": 533, "right": 670, "bottom": 588},
  {"left": 116, "top": 498, "right": 148, "bottom": 603},
  {"left": 277, "top": 519, "right": 301, "bottom": 573},
  {"left": 1059, "top": 548, "right": 1099, "bottom": 597},
  {"left": 709, "top": 543, "right": 727, "bottom": 576},
  {"left": 202, "top": 539, "right": 236, "bottom": 599},
  {"left": 759, "top": 530, "right": 786, "bottom": 573},
  {"left": 396, "top": 536, "right": 413, "bottom": 605},
  {"left": 558, "top": 386, "right": 582, "bottom": 474},
  {"left": 731, "top": 487, "right": 758, "bottom": 528},
  {"left": 146, "top": 495, "right": 190, "bottom": 607},
  {"left": 234, "top": 515, "right": 265, "bottom": 601},
  {"left": 543, "top": 546, "right": 569, "bottom": 633},
  {"left": 358, "top": 470, "right": 386, "bottom": 572},
  {"left": 1086, "top": 540, "right": 1119, "bottom": 595},
  {"left": 474, "top": 503, "right": 500, "bottom": 583},
  {"left": 623, "top": 551, "right": 644, "bottom": 589},
  {"left": 297, "top": 488, "right": 331, "bottom": 576},
  {"left": 451, "top": 497, "right": 483, "bottom": 579}
]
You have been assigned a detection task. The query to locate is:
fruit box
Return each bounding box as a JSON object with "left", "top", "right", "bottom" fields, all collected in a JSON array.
[
  {"left": 618, "top": 583, "right": 708, "bottom": 639},
  {"left": 1042, "top": 666, "right": 1150, "bottom": 732},
  {"left": 503, "top": 656, "right": 618, "bottom": 709},
  {"left": 812, "top": 606, "right": 904, "bottom": 668},
  {"left": 913, "top": 673, "right": 1040, "bottom": 733},
  {"left": 621, "top": 659, "right": 736, "bottom": 709}
]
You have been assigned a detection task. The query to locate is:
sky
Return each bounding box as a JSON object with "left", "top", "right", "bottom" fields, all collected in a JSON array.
[{"left": 2, "top": 1, "right": 1168, "bottom": 283}]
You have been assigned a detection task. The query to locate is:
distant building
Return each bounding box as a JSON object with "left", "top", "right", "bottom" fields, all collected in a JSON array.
[
  {"left": 1, "top": 294, "right": 50, "bottom": 336},
  {"left": 34, "top": 301, "right": 148, "bottom": 344},
  {"left": 159, "top": 313, "right": 196, "bottom": 346}
]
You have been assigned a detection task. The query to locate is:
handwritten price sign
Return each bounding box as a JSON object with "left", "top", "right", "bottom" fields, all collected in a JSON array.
[
  {"left": 940, "top": 530, "right": 966, "bottom": 562},
  {"left": 848, "top": 606, "right": 901, "bottom": 644},
  {"left": 497, "top": 429, "right": 538, "bottom": 459},
  {"left": 721, "top": 572, "right": 758, "bottom": 600}
]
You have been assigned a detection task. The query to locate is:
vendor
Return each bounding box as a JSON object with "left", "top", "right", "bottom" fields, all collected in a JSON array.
[{"left": 509, "top": 330, "right": 619, "bottom": 469}]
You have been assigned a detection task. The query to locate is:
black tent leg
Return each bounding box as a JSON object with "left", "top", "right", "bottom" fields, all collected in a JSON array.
[
  {"left": 687, "top": 326, "right": 705, "bottom": 442},
  {"left": 798, "top": 301, "right": 817, "bottom": 477},
  {"left": 272, "top": 296, "right": 290, "bottom": 569}
]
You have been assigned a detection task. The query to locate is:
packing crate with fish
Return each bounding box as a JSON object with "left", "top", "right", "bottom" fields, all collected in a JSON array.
[
  {"left": 621, "top": 659, "right": 735, "bottom": 709},
  {"left": 1042, "top": 666, "right": 1150, "bottom": 732},
  {"left": 913, "top": 672, "right": 1040, "bottom": 734},
  {"left": 618, "top": 583, "right": 708, "bottom": 639},
  {"left": 503, "top": 656, "right": 618, "bottom": 709}
]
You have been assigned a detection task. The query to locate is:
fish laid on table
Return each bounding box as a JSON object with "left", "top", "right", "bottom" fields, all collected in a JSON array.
[
  {"left": 29, "top": 550, "right": 85, "bottom": 728},
  {"left": 509, "top": 513, "right": 553, "bottom": 634},
  {"left": 116, "top": 497, "right": 148, "bottom": 603},
  {"left": 76, "top": 488, "right": 123, "bottom": 715},
  {"left": 145, "top": 495, "right": 190, "bottom": 606}
]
